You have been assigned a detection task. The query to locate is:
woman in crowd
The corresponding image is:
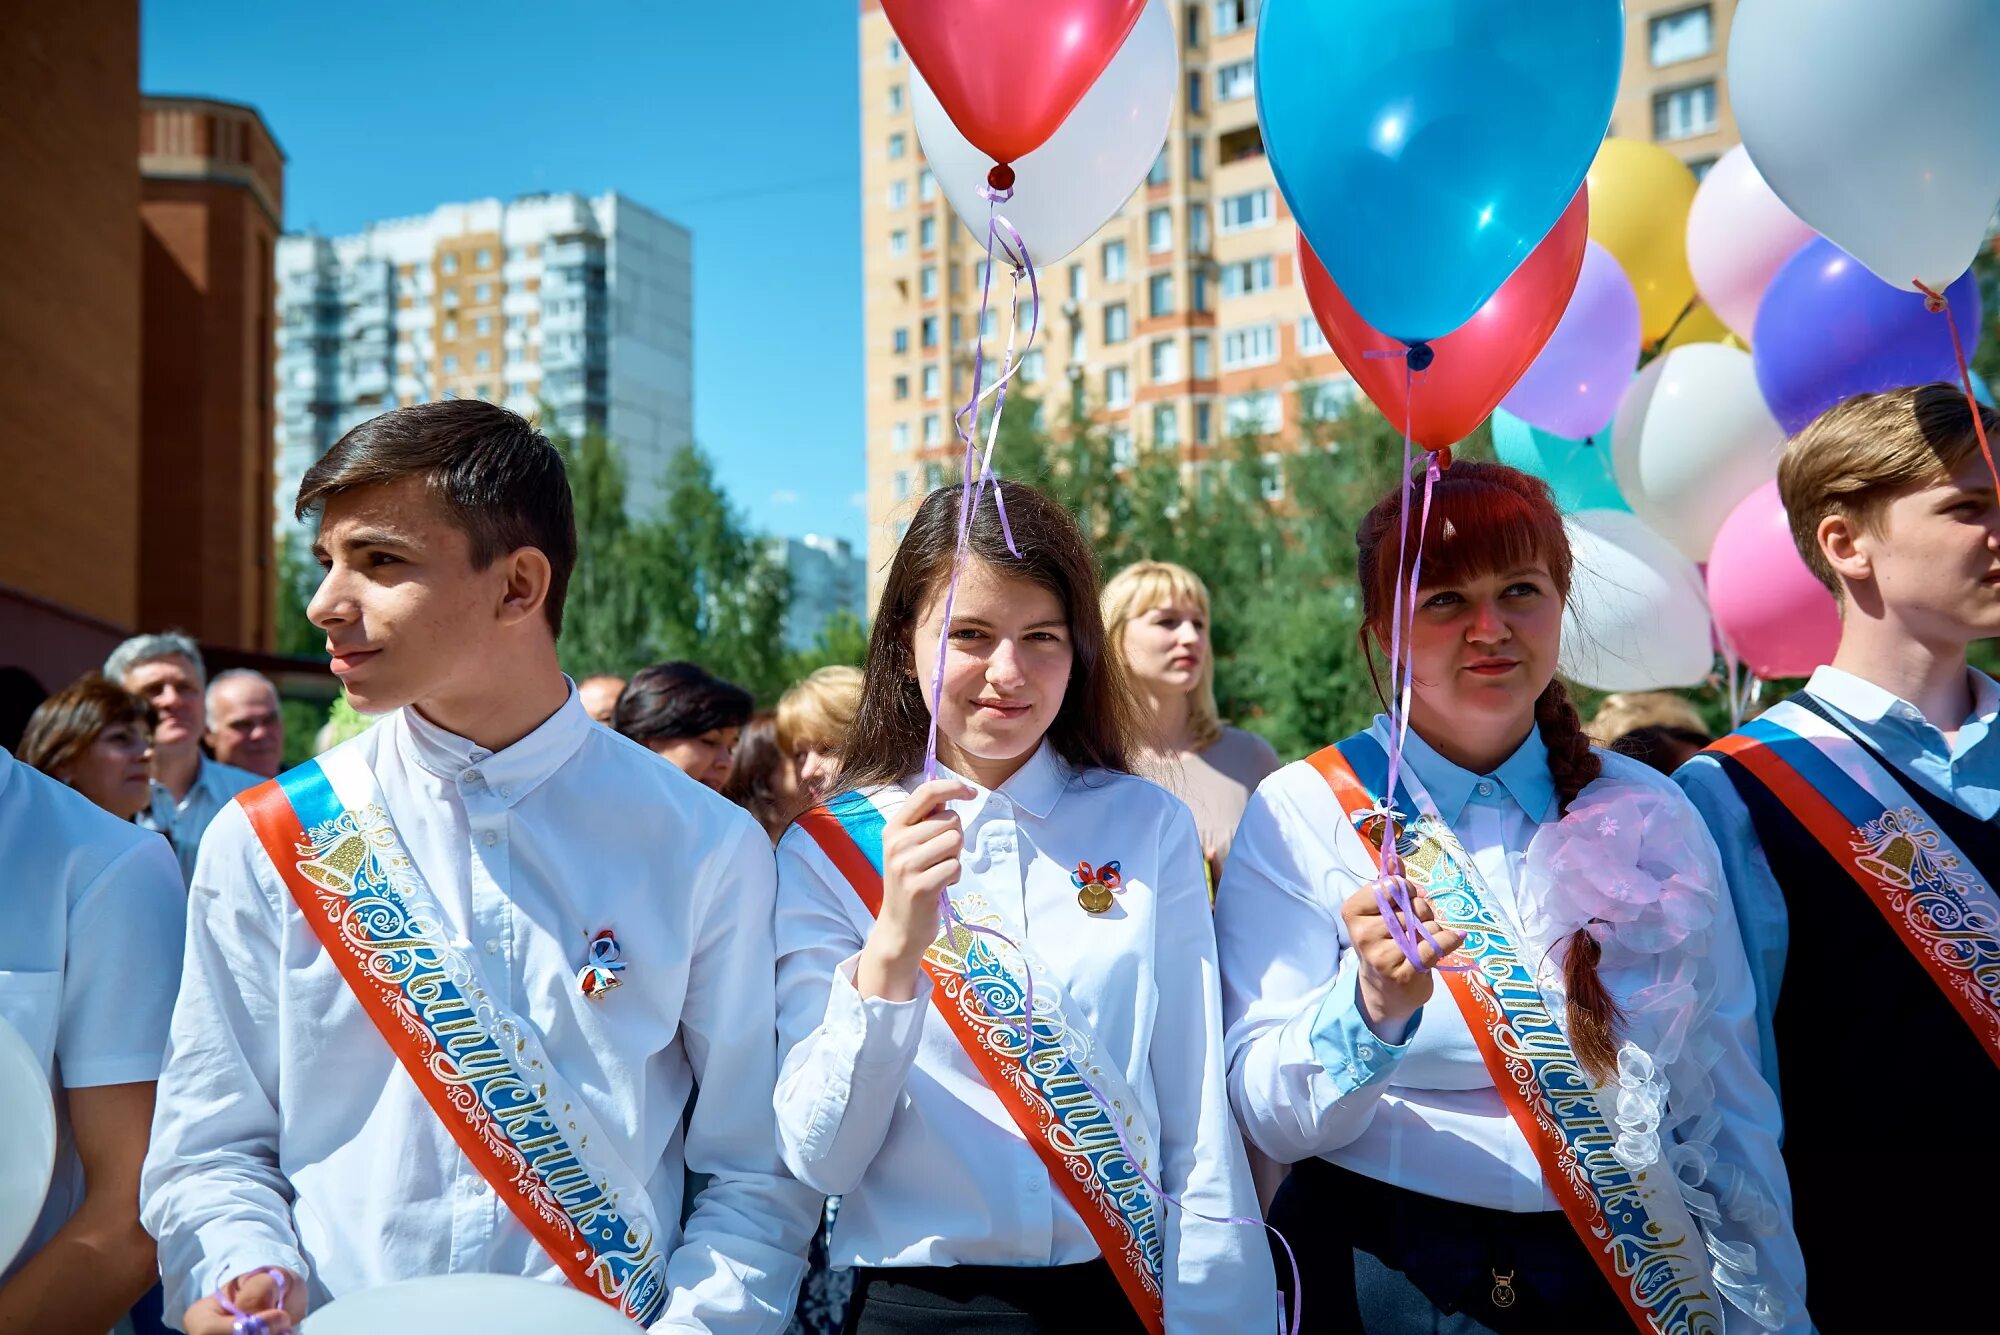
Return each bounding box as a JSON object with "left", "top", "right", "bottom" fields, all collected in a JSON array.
[
  {"left": 18, "top": 674, "right": 159, "bottom": 822},
  {"left": 1216, "top": 461, "right": 1806, "bottom": 1332},
  {"left": 726, "top": 713, "right": 807, "bottom": 844},
  {"left": 777, "top": 665, "right": 863, "bottom": 803},
  {"left": 772, "top": 483, "right": 1273, "bottom": 1333},
  {"left": 613, "top": 660, "right": 752, "bottom": 791},
  {"left": 1101, "top": 560, "right": 1279, "bottom": 886}
]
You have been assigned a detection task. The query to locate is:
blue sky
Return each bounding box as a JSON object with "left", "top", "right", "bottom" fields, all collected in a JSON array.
[{"left": 141, "top": 0, "right": 865, "bottom": 548}]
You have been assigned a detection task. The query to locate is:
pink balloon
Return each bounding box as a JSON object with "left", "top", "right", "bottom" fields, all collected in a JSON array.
[
  {"left": 1685, "top": 146, "right": 1818, "bottom": 342},
  {"left": 1500, "top": 241, "right": 1641, "bottom": 439},
  {"left": 1707, "top": 481, "right": 1842, "bottom": 678}
]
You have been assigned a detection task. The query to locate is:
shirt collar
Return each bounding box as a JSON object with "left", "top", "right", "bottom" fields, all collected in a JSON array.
[
  {"left": 1388, "top": 715, "right": 1557, "bottom": 824},
  {"left": 0, "top": 748, "right": 14, "bottom": 803},
  {"left": 395, "top": 679, "right": 592, "bottom": 806},
  {"left": 909, "top": 739, "right": 1070, "bottom": 820},
  {"left": 1806, "top": 664, "right": 2000, "bottom": 732}
]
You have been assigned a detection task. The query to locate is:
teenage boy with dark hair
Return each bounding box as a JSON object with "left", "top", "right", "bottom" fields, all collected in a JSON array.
[{"left": 142, "top": 400, "right": 818, "bottom": 1333}]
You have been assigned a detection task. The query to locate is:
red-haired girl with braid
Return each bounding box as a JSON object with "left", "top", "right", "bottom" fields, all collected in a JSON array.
[{"left": 1214, "top": 461, "right": 1808, "bottom": 1334}]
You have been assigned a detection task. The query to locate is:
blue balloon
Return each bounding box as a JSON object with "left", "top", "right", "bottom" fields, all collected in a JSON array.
[
  {"left": 1491, "top": 409, "right": 1629, "bottom": 514},
  {"left": 1753, "top": 237, "right": 1983, "bottom": 434},
  {"left": 1255, "top": 0, "right": 1623, "bottom": 345},
  {"left": 1972, "top": 370, "right": 1995, "bottom": 409}
]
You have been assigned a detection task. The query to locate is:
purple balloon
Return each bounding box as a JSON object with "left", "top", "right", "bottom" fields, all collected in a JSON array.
[
  {"left": 1501, "top": 242, "right": 1643, "bottom": 440},
  {"left": 1753, "top": 237, "right": 1982, "bottom": 434}
]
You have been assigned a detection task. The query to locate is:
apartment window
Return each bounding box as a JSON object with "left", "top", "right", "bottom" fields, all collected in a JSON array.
[
  {"left": 924, "top": 462, "right": 945, "bottom": 491},
  {"left": 920, "top": 265, "right": 939, "bottom": 299},
  {"left": 894, "top": 469, "right": 912, "bottom": 501},
  {"left": 1070, "top": 323, "right": 1088, "bottom": 364},
  {"left": 1188, "top": 136, "right": 1206, "bottom": 181},
  {"left": 888, "top": 180, "right": 909, "bottom": 209},
  {"left": 475, "top": 283, "right": 493, "bottom": 303},
  {"left": 1222, "top": 256, "right": 1275, "bottom": 298},
  {"left": 442, "top": 287, "right": 459, "bottom": 309},
  {"left": 894, "top": 374, "right": 910, "bottom": 400},
  {"left": 1192, "top": 270, "right": 1211, "bottom": 313},
  {"left": 1191, "top": 333, "right": 1213, "bottom": 379},
  {"left": 475, "top": 383, "right": 491, "bottom": 400},
  {"left": 922, "top": 365, "right": 941, "bottom": 399},
  {"left": 889, "top": 230, "right": 910, "bottom": 258},
  {"left": 1068, "top": 263, "right": 1087, "bottom": 303},
  {"left": 1650, "top": 5, "right": 1713, "bottom": 66},
  {"left": 1148, "top": 273, "right": 1175, "bottom": 318},
  {"left": 1222, "top": 322, "right": 1278, "bottom": 369},
  {"left": 919, "top": 169, "right": 937, "bottom": 202},
  {"left": 1299, "top": 315, "right": 1332, "bottom": 355},
  {"left": 442, "top": 354, "right": 459, "bottom": 373},
  {"left": 889, "top": 423, "right": 912, "bottom": 455},
  {"left": 889, "top": 132, "right": 907, "bottom": 160},
  {"left": 1111, "top": 428, "right": 1136, "bottom": 469},
  {"left": 507, "top": 314, "right": 525, "bottom": 331},
  {"left": 1153, "top": 403, "right": 1181, "bottom": 448},
  {"left": 1220, "top": 188, "right": 1274, "bottom": 233},
  {"left": 441, "top": 319, "right": 459, "bottom": 341},
  {"left": 506, "top": 246, "right": 525, "bottom": 263},
  {"left": 1148, "top": 148, "right": 1170, "bottom": 188},
  {"left": 1020, "top": 348, "right": 1046, "bottom": 384},
  {"left": 1220, "top": 123, "right": 1265, "bottom": 164},
  {"left": 1185, "top": 4, "right": 1201, "bottom": 46},
  {"left": 1187, "top": 70, "right": 1204, "bottom": 115},
  {"left": 475, "top": 248, "right": 492, "bottom": 268},
  {"left": 893, "top": 327, "right": 910, "bottom": 354},
  {"left": 1104, "top": 302, "right": 1130, "bottom": 344},
  {"left": 1195, "top": 400, "right": 1214, "bottom": 444},
  {"left": 1190, "top": 203, "right": 1210, "bottom": 253},
  {"left": 507, "top": 380, "right": 528, "bottom": 398},
  {"left": 1226, "top": 389, "right": 1282, "bottom": 436},
  {"left": 920, "top": 216, "right": 937, "bottom": 249},
  {"left": 1150, "top": 338, "right": 1181, "bottom": 383},
  {"left": 441, "top": 254, "right": 459, "bottom": 275},
  {"left": 1103, "top": 239, "right": 1128, "bottom": 283},
  {"left": 475, "top": 316, "right": 492, "bottom": 336},
  {"left": 1261, "top": 453, "right": 1286, "bottom": 501},
  {"left": 888, "top": 36, "right": 902, "bottom": 62},
  {"left": 1217, "top": 59, "right": 1254, "bottom": 102},
  {"left": 1688, "top": 155, "right": 1719, "bottom": 182},
  {"left": 1307, "top": 378, "right": 1359, "bottom": 419},
  {"left": 1106, "top": 366, "right": 1132, "bottom": 408},
  {"left": 923, "top": 412, "right": 942, "bottom": 445},
  {"left": 1148, "top": 207, "right": 1174, "bottom": 253},
  {"left": 888, "top": 83, "right": 906, "bottom": 113},
  {"left": 921, "top": 315, "right": 940, "bottom": 347},
  {"left": 1214, "top": 0, "right": 1255, "bottom": 36},
  {"left": 1654, "top": 81, "right": 1718, "bottom": 141}
]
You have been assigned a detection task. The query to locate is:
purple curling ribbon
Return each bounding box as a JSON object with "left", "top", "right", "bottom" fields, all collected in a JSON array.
[{"left": 216, "top": 1267, "right": 290, "bottom": 1335}]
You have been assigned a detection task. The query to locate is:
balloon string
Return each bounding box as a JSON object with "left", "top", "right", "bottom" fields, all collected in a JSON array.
[{"left": 1913, "top": 278, "right": 2000, "bottom": 494}]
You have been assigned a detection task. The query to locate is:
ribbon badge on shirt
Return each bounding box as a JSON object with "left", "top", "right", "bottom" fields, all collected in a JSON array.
[
  {"left": 578, "top": 929, "right": 626, "bottom": 1000},
  {"left": 1071, "top": 859, "right": 1124, "bottom": 915}
]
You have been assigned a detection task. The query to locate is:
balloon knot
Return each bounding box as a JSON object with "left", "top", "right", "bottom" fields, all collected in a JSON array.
[
  {"left": 1405, "top": 342, "right": 1435, "bottom": 373},
  {"left": 987, "top": 163, "right": 1016, "bottom": 193},
  {"left": 1914, "top": 279, "right": 1948, "bottom": 313},
  {"left": 1433, "top": 445, "right": 1455, "bottom": 470}
]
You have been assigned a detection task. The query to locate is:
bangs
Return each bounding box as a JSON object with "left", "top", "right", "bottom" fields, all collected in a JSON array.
[
  {"left": 1105, "top": 560, "right": 1211, "bottom": 630},
  {"left": 1369, "top": 468, "right": 1571, "bottom": 615}
]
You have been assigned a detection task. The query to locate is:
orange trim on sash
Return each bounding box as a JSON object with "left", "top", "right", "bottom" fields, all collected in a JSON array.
[
  {"left": 1303, "top": 746, "right": 1657, "bottom": 1335},
  {"left": 1709, "top": 733, "right": 2000, "bottom": 1068},
  {"left": 236, "top": 781, "right": 611, "bottom": 1309},
  {"left": 795, "top": 804, "right": 1167, "bottom": 1335}
]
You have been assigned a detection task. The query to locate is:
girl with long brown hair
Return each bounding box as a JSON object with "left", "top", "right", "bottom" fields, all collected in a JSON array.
[
  {"left": 1215, "top": 461, "right": 1804, "bottom": 1333},
  {"left": 772, "top": 482, "right": 1274, "bottom": 1333}
]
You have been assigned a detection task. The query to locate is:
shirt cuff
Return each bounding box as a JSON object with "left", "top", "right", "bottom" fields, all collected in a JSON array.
[
  {"left": 1309, "top": 966, "right": 1419, "bottom": 1094},
  {"left": 181, "top": 1239, "right": 309, "bottom": 1326},
  {"left": 828, "top": 952, "right": 930, "bottom": 1067}
]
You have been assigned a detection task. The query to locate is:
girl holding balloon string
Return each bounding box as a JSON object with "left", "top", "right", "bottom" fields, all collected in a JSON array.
[
  {"left": 1215, "top": 460, "right": 1807, "bottom": 1333},
  {"left": 771, "top": 482, "right": 1275, "bottom": 1333}
]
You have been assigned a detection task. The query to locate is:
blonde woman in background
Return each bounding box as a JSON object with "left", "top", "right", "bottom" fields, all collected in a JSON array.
[
  {"left": 777, "top": 665, "right": 863, "bottom": 802},
  {"left": 1102, "top": 561, "right": 1279, "bottom": 885}
]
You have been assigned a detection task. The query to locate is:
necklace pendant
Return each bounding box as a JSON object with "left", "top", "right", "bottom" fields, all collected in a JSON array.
[
  {"left": 1490, "top": 1269, "right": 1517, "bottom": 1310},
  {"left": 1077, "top": 882, "right": 1115, "bottom": 914}
]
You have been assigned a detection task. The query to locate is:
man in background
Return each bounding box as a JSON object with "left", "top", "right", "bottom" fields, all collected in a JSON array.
[{"left": 205, "top": 669, "right": 284, "bottom": 778}]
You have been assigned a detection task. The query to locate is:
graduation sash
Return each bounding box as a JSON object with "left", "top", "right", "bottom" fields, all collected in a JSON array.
[
  {"left": 1307, "top": 735, "right": 1724, "bottom": 1335},
  {"left": 237, "top": 749, "right": 668, "bottom": 1323},
  {"left": 796, "top": 790, "right": 1167, "bottom": 1335},
  {"left": 1708, "top": 698, "right": 2000, "bottom": 1068}
]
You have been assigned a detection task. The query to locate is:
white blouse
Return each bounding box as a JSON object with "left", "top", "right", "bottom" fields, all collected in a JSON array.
[
  {"left": 772, "top": 742, "right": 1276, "bottom": 1333},
  {"left": 1215, "top": 719, "right": 1807, "bottom": 1333}
]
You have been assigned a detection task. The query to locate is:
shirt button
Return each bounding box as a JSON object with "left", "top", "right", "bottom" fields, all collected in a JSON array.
[
  {"left": 485, "top": 938, "right": 501, "bottom": 955},
  {"left": 497, "top": 785, "right": 513, "bottom": 798},
  {"left": 462, "top": 768, "right": 482, "bottom": 784},
  {"left": 482, "top": 830, "right": 499, "bottom": 847},
  {"left": 1358, "top": 1045, "right": 1377, "bottom": 1061},
  {"left": 1476, "top": 781, "right": 1494, "bottom": 798}
]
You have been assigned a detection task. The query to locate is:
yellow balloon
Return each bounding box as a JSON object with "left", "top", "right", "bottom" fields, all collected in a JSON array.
[
  {"left": 1587, "top": 139, "right": 1700, "bottom": 344},
  {"left": 1661, "top": 301, "right": 1734, "bottom": 353}
]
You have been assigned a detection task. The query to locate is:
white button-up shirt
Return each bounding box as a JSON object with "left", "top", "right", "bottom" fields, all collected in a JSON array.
[
  {"left": 139, "top": 753, "right": 261, "bottom": 884},
  {"left": 772, "top": 744, "right": 1275, "bottom": 1333},
  {"left": 140, "top": 689, "right": 819, "bottom": 1329},
  {"left": 0, "top": 748, "right": 184, "bottom": 1280}
]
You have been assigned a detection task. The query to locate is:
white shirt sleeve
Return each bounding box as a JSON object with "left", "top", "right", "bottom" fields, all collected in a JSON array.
[
  {"left": 1147, "top": 805, "right": 1278, "bottom": 1334},
  {"left": 139, "top": 803, "right": 309, "bottom": 1321},
  {"left": 770, "top": 826, "right": 929, "bottom": 1196},
  {"left": 1216, "top": 780, "right": 1405, "bottom": 1164},
  {"left": 660, "top": 819, "right": 822, "bottom": 1332},
  {"left": 60, "top": 832, "right": 184, "bottom": 1088}
]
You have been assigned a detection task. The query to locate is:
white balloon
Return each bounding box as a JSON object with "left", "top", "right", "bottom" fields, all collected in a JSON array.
[
  {"left": 305, "top": 1275, "right": 642, "bottom": 1335},
  {"left": 1729, "top": 0, "right": 2000, "bottom": 292},
  {"left": 1683, "top": 145, "right": 1818, "bottom": 341},
  {"left": 0, "top": 1015, "right": 56, "bottom": 1275},
  {"left": 912, "top": 0, "right": 1176, "bottom": 266},
  {"left": 1612, "top": 343, "right": 1785, "bottom": 562},
  {"left": 1561, "top": 510, "right": 1716, "bottom": 692}
]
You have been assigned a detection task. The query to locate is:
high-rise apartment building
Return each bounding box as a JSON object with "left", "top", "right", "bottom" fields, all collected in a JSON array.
[
  {"left": 273, "top": 192, "right": 691, "bottom": 532},
  {"left": 857, "top": 1, "right": 1742, "bottom": 600},
  {"left": 769, "top": 534, "right": 868, "bottom": 653}
]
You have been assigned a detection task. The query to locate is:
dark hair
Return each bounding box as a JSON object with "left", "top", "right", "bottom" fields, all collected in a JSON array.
[
  {"left": 723, "top": 713, "right": 801, "bottom": 843},
  {"left": 1355, "top": 459, "right": 1621, "bottom": 1081},
  {"left": 18, "top": 674, "right": 156, "bottom": 779},
  {"left": 1608, "top": 724, "right": 1712, "bottom": 776},
  {"left": 0, "top": 666, "right": 49, "bottom": 753},
  {"left": 295, "top": 400, "right": 578, "bottom": 637},
  {"left": 614, "top": 661, "right": 754, "bottom": 746},
  {"left": 839, "top": 481, "right": 1132, "bottom": 792}
]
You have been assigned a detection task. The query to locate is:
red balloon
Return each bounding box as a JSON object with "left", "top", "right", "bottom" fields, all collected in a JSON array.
[
  {"left": 883, "top": 0, "right": 1146, "bottom": 168},
  {"left": 1300, "top": 190, "right": 1591, "bottom": 451}
]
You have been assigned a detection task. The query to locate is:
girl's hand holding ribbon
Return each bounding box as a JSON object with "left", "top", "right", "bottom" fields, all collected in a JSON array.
[{"left": 1342, "top": 876, "right": 1465, "bottom": 1038}]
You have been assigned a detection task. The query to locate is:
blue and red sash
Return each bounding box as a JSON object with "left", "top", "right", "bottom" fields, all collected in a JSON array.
[
  {"left": 796, "top": 789, "right": 1167, "bottom": 1335},
  {"left": 237, "top": 752, "right": 667, "bottom": 1323},
  {"left": 1308, "top": 735, "right": 1724, "bottom": 1335},
  {"left": 1709, "top": 700, "right": 2000, "bottom": 1067}
]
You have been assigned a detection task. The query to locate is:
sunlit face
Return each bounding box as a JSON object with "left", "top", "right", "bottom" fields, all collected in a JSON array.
[
  {"left": 1397, "top": 562, "right": 1563, "bottom": 744},
  {"left": 652, "top": 728, "right": 739, "bottom": 791},
  {"left": 1849, "top": 453, "right": 2000, "bottom": 643},
  {"left": 124, "top": 656, "right": 203, "bottom": 752},
  {"left": 307, "top": 478, "right": 520, "bottom": 716},
  {"left": 1121, "top": 599, "right": 1208, "bottom": 696},
  {"left": 794, "top": 743, "right": 841, "bottom": 800},
  {"left": 58, "top": 719, "right": 155, "bottom": 820},
  {"left": 207, "top": 677, "right": 284, "bottom": 777},
  {"left": 578, "top": 676, "right": 624, "bottom": 724},
  {"left": 913, "top": 558, "right": 1074, "bottom": 783}
]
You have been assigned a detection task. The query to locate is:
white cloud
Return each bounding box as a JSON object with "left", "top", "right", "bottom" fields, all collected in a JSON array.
[{"left": 769, "top": 489, "right": 800, "bottom": 506}]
